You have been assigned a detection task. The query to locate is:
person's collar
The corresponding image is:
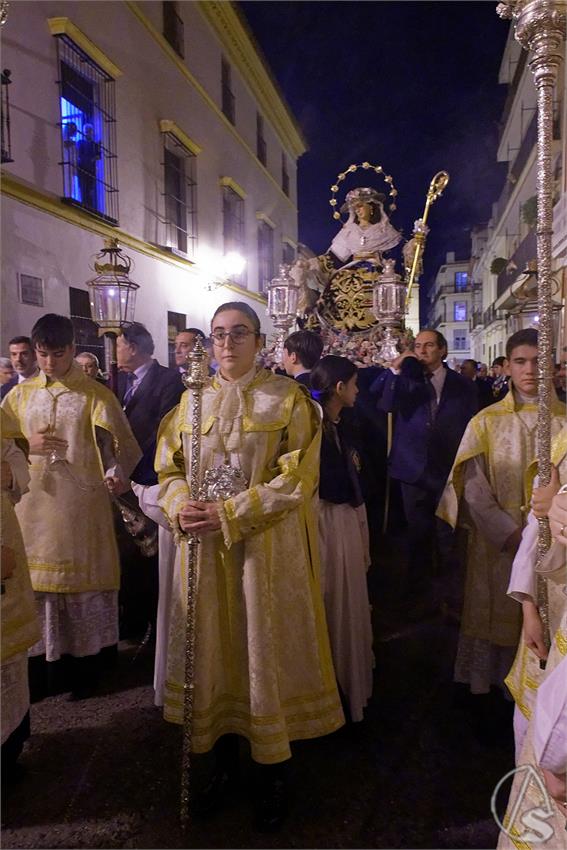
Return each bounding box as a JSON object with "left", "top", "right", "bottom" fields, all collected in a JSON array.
[
  {"left": 18, "top": 366, "right": 39, "bottom": 383},
  {"left": 294, "top": 369, "right": 310, "bottom": 378},
  {"left": 216, "top": 363, "right": 258, "bottom": 389},
  {"left": 39, "top": 362, "right": 85, "bottom": 388},
  {"left": 430, "top": 363, "right": 445, "bottom": 378},
  {"left": 132, "top": 359, "right": 154, "bottom": 382}
]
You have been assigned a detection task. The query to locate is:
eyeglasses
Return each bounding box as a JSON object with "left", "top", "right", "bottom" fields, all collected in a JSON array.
[{"left": 210, "top": 328, "right": 258, "bottom": 345}]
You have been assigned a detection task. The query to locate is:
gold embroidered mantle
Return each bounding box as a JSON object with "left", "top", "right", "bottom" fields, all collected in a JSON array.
[
  {"left": 1, "top": 409, "right": 40, "bottom": 663},
  {"left": 437, "top": 391, "right": 565, "bottom": 647},
  {"left": 1, "top": 365, "right": 141, "bottom": 593},
  {"left": 506, "top": 427, "right": 567, "bottom": 720},
  {"left": 155, "top": 370, "right": 344, "bottom": 763}
]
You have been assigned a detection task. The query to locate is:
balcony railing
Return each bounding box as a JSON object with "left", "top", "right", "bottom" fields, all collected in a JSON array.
[
  {"left": 510, "top": 111, "right": 537, "bottom": 183},
  {"left": 499, "top": 50, "right": 528, "bottom": 143},
  {"left": 496, "top": 228, "right": 537, "bottom": 298},
  {"left": 471, "top": 310, "right": 484, "bottom": 330},
  {"left": 483, "top": 304, "right": 501, "bottom": 327}
]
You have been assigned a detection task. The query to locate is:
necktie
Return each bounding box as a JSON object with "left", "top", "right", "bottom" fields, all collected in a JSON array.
[
  {"left": 123, "top": 372, "right": 136, "bottom": 407},
  {"left": 426, "top": 374, "right": 438, "bottom": 423}
]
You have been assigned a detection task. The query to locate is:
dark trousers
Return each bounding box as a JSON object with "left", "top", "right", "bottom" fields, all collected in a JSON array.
[
  {"left": 28, "top": 646, "right": 117, "bottom": 702},
  {"left": 399, "top": 480, "right": 461, "bottom": 603},
  {"left": 114, "top": 493, "right": 159, "bottom": 640},
  {"left": 1, "top": 711, "right": 30, "bottom": 777}
]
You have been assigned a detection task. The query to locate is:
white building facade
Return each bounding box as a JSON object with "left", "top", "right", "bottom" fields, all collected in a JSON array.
[
  {"left": 469, "top": 25, "right": 566, "bottom": 365},
  {"left": 427, "top": 251, "right": 474, "bottom": 366},
  {"left": 1, "top": 1, "right": 306, "bottom": 366}
]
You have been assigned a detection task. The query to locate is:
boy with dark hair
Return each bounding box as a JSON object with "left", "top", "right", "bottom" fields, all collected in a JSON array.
[
  {"left": 1, "top": 313, "right": 141, "bottom": 699},
  {"left": 282, "top": 330, "right": 324, "bottom": 388},
  {"left": 438, "top": 328, "right": 565, "bottom": 706}
]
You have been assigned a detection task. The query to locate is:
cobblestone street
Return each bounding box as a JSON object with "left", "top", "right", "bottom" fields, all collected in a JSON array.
[{"left": 2, "top": 557, "right": 515, "bottom": 849}]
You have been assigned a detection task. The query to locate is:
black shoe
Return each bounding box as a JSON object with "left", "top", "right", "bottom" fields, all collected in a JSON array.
[
  {"left": 193, "top": 768, "right": 237, "bottom": 818},
  {"left": 254, "top": 777, "right": 288, "bottom": 833}
]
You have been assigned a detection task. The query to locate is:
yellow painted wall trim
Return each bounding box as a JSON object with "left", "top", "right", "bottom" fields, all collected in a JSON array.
[
  {"left": 256, "top": 212, "right": 276, "bottom": 230},
  {"left": 159, "top": 120, "right": 202, "bottom": 156},
  {"left": 282, "top": 235, "right": 298, "bottom": 248},
  {"left": 47, "top": 17, "right": 123, "bottom": 79},
  {"left": 1, "top": 173, "right": 267, "bottom": 305},
  {"left": 197, "top": 2, "right": 307, "bottom": 159},
  {"left": 124, "top": 2, "right": 297, "bottom": 213},
  {"left": 220, "top": 176, "right": 247, "bottom": 200}
]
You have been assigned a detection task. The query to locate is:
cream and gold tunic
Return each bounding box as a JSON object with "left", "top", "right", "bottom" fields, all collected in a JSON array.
[
  {"left": 506, "top": 427, "right": 567, "bottom": 724},
  {"left": 2, "top": 364, "right": 141, "bottom": 594},
  {"left": 437, "top": 390, "right": 564, "bottom": 690},
  {"left": 155, "top": 368, "right": 344, "bottom": 764},
  {"left": 1, "top": 408, "right": 40, "bottom": 743}
]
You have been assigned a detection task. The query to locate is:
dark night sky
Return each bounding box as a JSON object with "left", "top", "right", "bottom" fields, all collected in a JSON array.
[{"left": 239, "top": 1, "right": 510, "bottom": 306}]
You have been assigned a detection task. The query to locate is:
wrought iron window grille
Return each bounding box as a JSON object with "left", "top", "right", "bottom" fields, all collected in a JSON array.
[
  {"left": 163, "top": 1, "right": 184, "bottom": 58},
  {"left": 221, "top": 57, "right": 235, "bottom": 125},
  {"left": 222, "top": 185, "right": 245, "bottom": 286},
  {"left": 161, "top": 132, "right": 197, "bottom": 258},
  {"left": 258, "top": 221, "right": 274, "bottom": 294},
  {"left": 1, "top": 67, "right": 13, "bottom": 163},
  {"left": 55, "top": 36, "right": 119, "bottom": 225}
]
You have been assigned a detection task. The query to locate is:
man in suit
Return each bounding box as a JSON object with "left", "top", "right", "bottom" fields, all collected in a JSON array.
[
  {"left": 1, "top": 336, "right": 39, "bottom": 399},
  {"left": 116, "top": 323, "right": 184, "bottom": 637},
  {"left": 282, "top": 330, "right": 324, "bottom": 388},
  {"left": 370, "top": 329, "right": 478, "bottom": 606},
  {"left": 460, "top": 358, "right": 494, "bottom": 410},
  {"left": 173, "top": 327, "right": 206, "bottom": 374}
]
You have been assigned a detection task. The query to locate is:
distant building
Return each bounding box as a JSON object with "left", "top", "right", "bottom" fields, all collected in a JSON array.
[
  {"left": 427, "top": 251, "right": 473, "bottom": 366},
  {"left": 468, "top": 24, "right": 566, "bottom": 364},
  {"left": 1, "top": 2, "right": 306, "bottom": 365}
]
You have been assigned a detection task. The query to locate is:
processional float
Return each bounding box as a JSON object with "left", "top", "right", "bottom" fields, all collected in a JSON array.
[
  {"left": 497, "top": 0, "right": 567, "bottom": 659},
  {"left": 267, "top": 163, "right": 449, "bottom": 366}
]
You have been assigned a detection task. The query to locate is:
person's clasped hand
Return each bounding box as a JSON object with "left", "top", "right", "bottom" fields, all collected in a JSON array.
[
  {"left": 531, "top": 465, "right": 560, "bottom": 518},
  {"left": 178, "top": 500, "right": 221, "bottom": 536},
  {"left": 548, "top": 487, "right": 567, "bottom": 545},
  {"left": 28, "top": 425, "right": 68, "bottom": 457}
]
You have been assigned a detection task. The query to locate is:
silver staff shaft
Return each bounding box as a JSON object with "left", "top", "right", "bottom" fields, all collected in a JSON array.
[
  {"left": 179, "top": 338, "right": 209, "bottom": 828},
  {"left": 501, "top": 0, "right": 567, "bottom": 664}
]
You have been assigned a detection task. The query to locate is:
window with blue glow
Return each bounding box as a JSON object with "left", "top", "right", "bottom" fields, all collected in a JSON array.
[
  {"left": 455, "top": 271, "right": 468, "bottom": 291},
  {"left": 55, "top": 36, "right": 118, "bottom": 224}
]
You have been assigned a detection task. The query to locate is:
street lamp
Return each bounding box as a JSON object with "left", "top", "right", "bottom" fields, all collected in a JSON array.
[
  {"left": 195, "top": 246, "right": 246, "bottom": 291},
  {"left": 266, "top": 263, "right": 300, "bottom": 364},
  {"left": 86, "top": 238, "right": 139, "bottom": 392}
]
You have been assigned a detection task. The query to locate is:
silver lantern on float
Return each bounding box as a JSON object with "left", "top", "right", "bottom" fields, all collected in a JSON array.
[
  {"left": 266, "top": 263, "right": 300, "bottom": 364},
  {"left": 372, "top": 258, "right": 407, "bottom": 362}
]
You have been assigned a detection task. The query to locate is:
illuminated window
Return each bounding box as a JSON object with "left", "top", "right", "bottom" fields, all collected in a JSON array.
[
  {"left": 454, "top": 301, "right": 467, "bottom": 322},
  {"left": 455, "top": 271, "right": 468, "bottom": 291},
  {"left": 56, "top": 37, "right": 118, "bottom": 223}
]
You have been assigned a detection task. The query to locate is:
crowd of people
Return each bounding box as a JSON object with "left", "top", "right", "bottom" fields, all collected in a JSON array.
[{"left": 1, "top": 306, "right": 566, "bottom": 839}]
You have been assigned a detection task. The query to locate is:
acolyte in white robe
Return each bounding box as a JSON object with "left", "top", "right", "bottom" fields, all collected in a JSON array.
[{"left": 1, "top": 364, "right": 141, "bottom": 661}]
